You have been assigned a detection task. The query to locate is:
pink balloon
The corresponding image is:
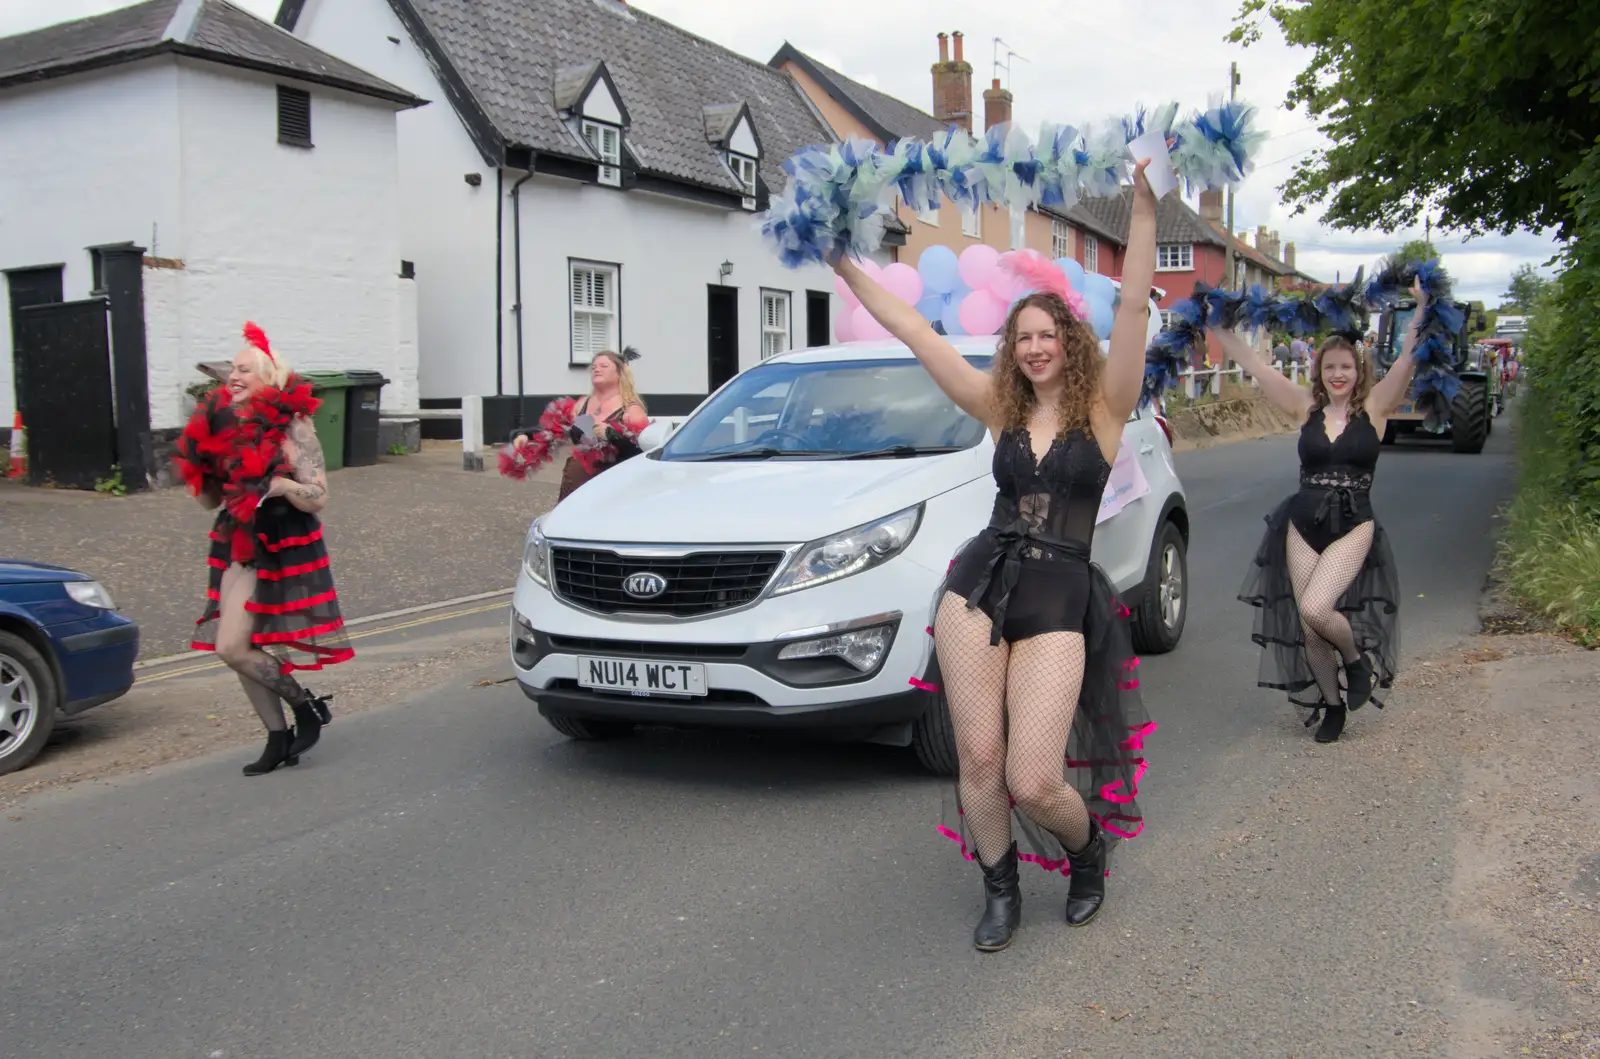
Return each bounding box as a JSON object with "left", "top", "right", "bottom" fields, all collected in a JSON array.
[
  {"left": 880, "top": 262, "right": 924, "bottom": 305},
  {"left": 958, "top": 244, "right": 1001, "bottom": 293},
  {"left": 958, "top": 288, "right": 1008, "bottom": 336},
  {"left": 852, "top": 304, "right": 892, "bottom": 341},
  {"left": 833, "top": 304, "right": 855, "bottom": 342},
  {"left": 988, "top": 252, "right": 1032, "bottom": 301},
  {"left": 858, "top": 258, "right": 884, "bottom": 283},
  {"left": 834, "top": 272, "right": 860, "bottom": 308}
]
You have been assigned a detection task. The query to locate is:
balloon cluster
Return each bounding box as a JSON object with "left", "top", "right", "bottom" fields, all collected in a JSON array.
[
  {"left": 833, "top": 244, "right": 1123, "bottom": 342},
  {"left": 761, "top": 100, "right": 1267, "bottom": 270},
  {"left": 1141, "top": 257, "right": 1461, "bottom": 418}
]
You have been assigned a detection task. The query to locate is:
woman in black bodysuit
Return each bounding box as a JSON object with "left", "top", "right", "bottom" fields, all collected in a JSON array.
[
  {"left": 833, "top": 161, "right": 1161, "bottom": 953},
  {"left": 1223, "top": 282, "right": 1425, "bottom": 742}
]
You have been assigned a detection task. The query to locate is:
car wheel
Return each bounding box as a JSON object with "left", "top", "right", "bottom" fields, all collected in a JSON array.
[
  {"left": 911, "top": 656, "right": 958, "bottom": 777},
  {"left": 0, "top": 631, "right": 58, "bottom": 777},
  {"left": 544, "top": 712, "right": 636, "bottom": 740},
  {"left": 1131, "top": 520, "right": 1187, "bottom": 655}
]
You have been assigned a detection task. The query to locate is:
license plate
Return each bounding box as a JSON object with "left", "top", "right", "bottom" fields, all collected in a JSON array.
[{"left": 578, "top": 656, "right": 707, "bottom": 697}]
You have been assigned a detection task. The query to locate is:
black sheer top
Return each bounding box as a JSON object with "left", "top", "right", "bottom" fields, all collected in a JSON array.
[
  {"left": 1298, "top": 407, "right": 1379, "bottom": 492},
  {"left": 992, "top": 427, "right": 1113, "bottom": 559}
]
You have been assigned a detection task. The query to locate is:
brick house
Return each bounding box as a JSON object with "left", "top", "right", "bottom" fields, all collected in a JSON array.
[{"left": 771, "top": 32, "right": 1124, "bottom": 277}]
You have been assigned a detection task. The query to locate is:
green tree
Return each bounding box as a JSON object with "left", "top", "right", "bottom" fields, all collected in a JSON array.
[
  {"left": 1396, "top": 238, "right": 1437, "bottom": 262},
  {"left": 1230, "top": 0, "right": 1600, "bottom": 239},
  {"left": 1501, "top": 263, "right": 1553, "bottom": 312}
]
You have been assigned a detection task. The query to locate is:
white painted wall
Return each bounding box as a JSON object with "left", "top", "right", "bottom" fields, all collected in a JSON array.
[
  {"left": 0, "top": 61, "right": 183, "bottom": 422},
  {"left": 512, "top": 177, "right": 837, "bottom": 400},
  {"left": 289, "top": 0, "right": 500, "bottom": 402}
]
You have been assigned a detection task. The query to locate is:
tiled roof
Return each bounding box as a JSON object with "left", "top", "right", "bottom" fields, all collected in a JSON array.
[
  {"left": 393, "top": 0, "right": 834, "bottom": 196},
  {"left": 1071, "top": 189, "right": 1230, "bottom": 249},
  {"left": 769, "top": 43, "right": 949, "bottom": 143},
  {"left": 0, "top": 0, "right": 423, "bottom": 106},
  {"left": 1040, "top": 203, "right": 1127, "bottom": 247}
]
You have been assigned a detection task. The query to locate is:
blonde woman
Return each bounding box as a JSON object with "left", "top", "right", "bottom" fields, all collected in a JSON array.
[
  {"left": 174, "top": 323, "right": 351, "bottom": 776},
  {"left": 514, "top": 349, "right": 650, "bottom": 501}
]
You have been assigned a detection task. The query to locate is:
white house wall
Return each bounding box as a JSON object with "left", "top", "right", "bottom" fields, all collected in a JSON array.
[
  {"left": 0, "top": 61, "right": 184, "bottom": 424},
  {"left": 140, "top": 61, "right": 415, "bottom": 429},
  {"left": 513, "top": 176, "right": 836, "bottom": 399},
  {"left": 288, "top": 0, "right": 499, "bottom": 402}
]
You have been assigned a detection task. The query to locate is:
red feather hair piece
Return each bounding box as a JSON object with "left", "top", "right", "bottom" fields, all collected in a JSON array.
[
  {"left": 999, "top": 251, "right": 1090, "bottom": 321},
  {"left": 243, "top": 321, "right": 274, "bottom": 360}
]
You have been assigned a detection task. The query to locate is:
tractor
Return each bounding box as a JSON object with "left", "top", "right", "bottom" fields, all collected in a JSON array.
[{"left": 1372, "top": 300, "right": 1496, "bottom": 454}]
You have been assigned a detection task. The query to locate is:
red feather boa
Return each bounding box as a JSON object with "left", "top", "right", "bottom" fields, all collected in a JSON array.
[
  {"left": 497, "top": 397, "right": 640, "bottom": 481},
  {"left": 173, "top": 377, "right": 321, "bottom": 562}
]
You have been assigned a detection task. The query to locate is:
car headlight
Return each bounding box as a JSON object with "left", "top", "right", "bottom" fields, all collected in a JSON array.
[
  {"left": 522, "top": 520, "right": 549, "bottom": 586},
  {"left": 770, "top": 505, "right": 923, "bottom": 596},
  {"left": 776, "top": 625, "right": 893, "bottom": 673},
  {"left": 65, "top": 580, "right": 116, "bottom": 610}
]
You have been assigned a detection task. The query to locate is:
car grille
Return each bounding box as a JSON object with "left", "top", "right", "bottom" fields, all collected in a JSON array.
[{"left": 551, "top": 548, "right": 786, "bottom": 617}]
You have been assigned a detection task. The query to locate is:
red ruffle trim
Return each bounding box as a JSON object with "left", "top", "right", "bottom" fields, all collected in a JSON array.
[{"left": 244, "top": 589, "right": 339, "bottom": 616}]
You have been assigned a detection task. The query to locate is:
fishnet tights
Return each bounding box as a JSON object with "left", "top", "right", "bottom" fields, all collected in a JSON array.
[
  {"left": 935, "top": 591, "right": 1092, "bottom": 867},
  {"left": 1286, "top": 522, "right": 1374, "bottom": 704}
]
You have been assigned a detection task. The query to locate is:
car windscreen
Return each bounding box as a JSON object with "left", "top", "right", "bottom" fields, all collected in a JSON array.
[{"left": 659, "top": 356, "right": 993, "bottom": 462}]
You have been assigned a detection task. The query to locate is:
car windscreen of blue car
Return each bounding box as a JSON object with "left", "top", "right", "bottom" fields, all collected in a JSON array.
[{"left": 660, "top": 356, "right": 994, "bottom": 462}]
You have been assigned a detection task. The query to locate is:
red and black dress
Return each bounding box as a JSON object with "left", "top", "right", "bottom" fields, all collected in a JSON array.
[{"left": 173, "top": 378, "right": 355, "bottom": 674}]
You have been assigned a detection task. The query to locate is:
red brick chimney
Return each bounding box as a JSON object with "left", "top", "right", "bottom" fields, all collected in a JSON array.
[
  {"left": 1198, "top": 188, "right": 1224, "bottom": 227},
  {"left": 1284, "top": 241, "right": 1297, "bottom": 270},
  {"left": 931, "top": 31, "right": 973, "bottom": 132},
  {"left": 983, "top": 77, "right": 1013, "bottom": 131}
]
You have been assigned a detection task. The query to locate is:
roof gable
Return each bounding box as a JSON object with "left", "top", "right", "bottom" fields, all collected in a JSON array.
[
  {"left": 704, "top": 101, "right": 761, "bottom": 158},
  {"left": 553, "top": 59, "right": 631, "bottom": 128},
  {"left": 769, "top": 42, "right": 948, "bottom": 144},
  {"left": 0, "top": 0, "right": 424, "bottom": 107}
]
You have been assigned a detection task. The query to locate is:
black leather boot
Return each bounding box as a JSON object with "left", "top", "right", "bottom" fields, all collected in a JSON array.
[
  {"left": 973, "top": 843, "right": 1022, "bottom": 952},
  {"left": 1344, "top": 656, "right": 1373, "bottom": 710},
  {"left": 1315, "top": 703, "right": 1347, "bottom": 743},
  {"left": 287, "top": 693, "right": 332, "bottom": 757},
  {"left": 1065, "top": 820, "right": 1107, "bottom": 927},
  {"left": 242, "top": 729, "right": 298, "bottom": 776}
]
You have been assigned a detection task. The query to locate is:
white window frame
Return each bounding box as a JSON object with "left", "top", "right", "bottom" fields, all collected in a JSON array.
[
  {"left": 1051, "top": 219, "right": 1071, "bottom": 260},
  {"left": 760, "top": 289, "right": 791, "bottom": 360},
  {"left": 1156, "top": 243, "right": 1194, "bottom": 271},
  {"left": 582, "top": 120, "right": 622, "bottom": 187},
  {"left": 569, "top": 259, "right": 619, "bottom": 365},
  {"left": 1008, "top": 206, "right": 1026, "bottom": 251},
  {"left": 729, "top": 152, "right": 759, "bottom": 209},
  {"left": 917, "top": 202, "right": 940, "bottom": 226},
  {"left": 962, "top": 206, "right": 981, "bottom": 239},
  {"left": 1083, "top": 234, "right": 1099, "bottom": 274}
]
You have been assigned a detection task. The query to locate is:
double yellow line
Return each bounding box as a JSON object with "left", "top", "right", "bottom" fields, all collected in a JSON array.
[{"left": 135, "top": 600, "right": 511, "bottom": 685}]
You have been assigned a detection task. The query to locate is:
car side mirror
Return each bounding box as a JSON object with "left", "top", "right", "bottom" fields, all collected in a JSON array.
[
  {"left": 638, "top": 419, "right": 680, "bottom": 451},
  {"left": 1475, "top": 314, "right": 1488, "bottom": 332}
]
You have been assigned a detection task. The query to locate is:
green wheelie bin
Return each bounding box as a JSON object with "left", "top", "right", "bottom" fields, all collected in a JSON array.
[{"left": 302, "top": 370, "right": 355, "bottom": 471}]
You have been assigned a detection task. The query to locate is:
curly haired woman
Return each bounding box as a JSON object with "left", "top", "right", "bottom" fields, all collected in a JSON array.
[
  {"left": 1223, "top": 282, "right": 1426, "bottom": 742},
  {"left": 833, "top": 161, "right": 1162, "bottom": 953},
  {"left": 174, "top": 324, "right": 353, "bottom": 776}
]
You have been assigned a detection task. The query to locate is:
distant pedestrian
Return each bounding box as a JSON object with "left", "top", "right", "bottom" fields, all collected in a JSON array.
[
  {"left": 173, "top": 323, "right": 349, "bottom": 776},
  {"left": 1289, "top": 337, "right": 1309, "bottom": 365},
  {"left": 1273, "top": 340, "right": 1290, "bottom": 367},
  {"left": 507, "top": 349, "right": 650, "bottom": 501}
]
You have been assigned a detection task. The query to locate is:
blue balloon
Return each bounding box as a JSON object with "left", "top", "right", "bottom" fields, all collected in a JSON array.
[
  {"left": 1055, "top": 257, "right": 1086, "bottom": 290},
  {"left": 1090, "top": 297, "right": 1114, "bottom": 340},
  {"left": 1082, "top": 272, "right": 1116, "bottom": 306},
  {"left": 941, "top": 298, "right": 966, "bottom": 336},
  {"left": 914, "top": 293, "right": 945, "bottom": 321},
  {"left": 918, "top": 245, "right": 961, "bottom": 295}
]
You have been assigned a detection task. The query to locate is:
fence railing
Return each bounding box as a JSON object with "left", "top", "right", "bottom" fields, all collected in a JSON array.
[{"left": 1175, "top": 359, "right": 1307, "bottom": 400}]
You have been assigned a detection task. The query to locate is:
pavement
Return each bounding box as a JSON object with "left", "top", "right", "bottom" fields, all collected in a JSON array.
[{"left": 6, "top": 412, "right": 1596, "bottom": 1058}]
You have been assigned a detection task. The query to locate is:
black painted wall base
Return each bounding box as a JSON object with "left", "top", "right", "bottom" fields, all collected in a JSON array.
[{"left": 418, "top": 394, "right": 709, "bottom": 442}]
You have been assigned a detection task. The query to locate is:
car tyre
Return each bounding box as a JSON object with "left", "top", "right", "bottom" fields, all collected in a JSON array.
[
  {"left": 911, "top": 656, "right": 959, "bottom": 777},
  {"left": 1131, "top": 520, "right": 1187, "bottom": 656},
  {"left": 0, "top": 631, "right": 58, "bottom": 777},
  {"left": 544, "top": 712, "right": 636, "bottom": 740}
]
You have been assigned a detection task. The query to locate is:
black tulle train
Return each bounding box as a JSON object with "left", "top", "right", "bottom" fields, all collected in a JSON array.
[{"left": 1238, "top": 496, "right": 1400, "bottom": 713}]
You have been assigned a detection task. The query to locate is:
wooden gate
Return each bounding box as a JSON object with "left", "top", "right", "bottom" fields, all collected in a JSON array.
[{"left": 14, "top": 299, "right": 115, "bottom": 489}]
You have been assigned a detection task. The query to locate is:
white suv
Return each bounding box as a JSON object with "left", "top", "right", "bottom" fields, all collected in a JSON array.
[{"left": 511, "top": 333, "right": 1188, "bottom": 775}]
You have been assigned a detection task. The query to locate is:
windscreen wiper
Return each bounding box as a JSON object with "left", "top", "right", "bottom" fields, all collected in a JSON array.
[
  {"left": 833, "top": 445, "right": 965, "bottom": 460},
  {"left": 674, "top": 447, "right": 835, "bottom": 462}
]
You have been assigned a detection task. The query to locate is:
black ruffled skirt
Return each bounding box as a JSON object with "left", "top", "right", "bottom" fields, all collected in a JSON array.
[
  {"left": 1237, "top": 495, "right": 1400, "bottom": 714},
  {"left": 924, "top": 538, "right": 1156, "bottom": 875},
  {"left": 192, "top": 499, "right": 355, "bottom": 674}
]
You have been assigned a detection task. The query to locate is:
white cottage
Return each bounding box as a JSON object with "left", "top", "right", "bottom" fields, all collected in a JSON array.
[
  {"left": 0, "top": 0, "right": 425, "bottom": 487},
  {"left": 277, "top": 0, "right": 871, "bottom": 439}
]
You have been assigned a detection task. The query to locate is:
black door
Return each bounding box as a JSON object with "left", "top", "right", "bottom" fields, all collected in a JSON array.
[
  {"left": 806, "top": 290, "right": 830, "bottom": 347},
  {"left": 707, "top": 285, "right": 739, "bottom": 393},
  {"left": 6, "top": 266, "right": 64, "bottom": 418},
  {"left": 14, "top": 299, "right": 116, "bottom": 489}
]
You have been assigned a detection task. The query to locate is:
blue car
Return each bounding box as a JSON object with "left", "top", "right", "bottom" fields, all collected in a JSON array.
[{"left": 0, "top": 559, "right": 139, "bottom": 775}]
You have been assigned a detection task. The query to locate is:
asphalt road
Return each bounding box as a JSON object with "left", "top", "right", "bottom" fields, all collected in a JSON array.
[{"left": 0, "top": 421, "right": 1517, "bottom": 1059}]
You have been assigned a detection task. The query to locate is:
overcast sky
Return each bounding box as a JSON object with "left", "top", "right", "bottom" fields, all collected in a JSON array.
[{"left": 3, "top": 0, "right": 1563, "bottom": 305}]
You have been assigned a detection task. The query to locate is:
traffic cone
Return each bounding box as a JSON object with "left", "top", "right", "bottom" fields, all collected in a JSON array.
[{"left": 6, "top": 411, "right": 25, "bottom": 480}]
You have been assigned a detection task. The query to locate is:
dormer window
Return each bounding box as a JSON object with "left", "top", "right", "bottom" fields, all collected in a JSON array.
[
  {"left": 729, "top": 154, "right": 757, "bottom": 199},
  {"left": 554, "top": 60, "right": 631, "bottom": 189},
  {"left": 704, "top": 102, "right": 762, "bottom": 210},
  {"left": 583, "top": 120, "right": 622, "bottom": 187}
]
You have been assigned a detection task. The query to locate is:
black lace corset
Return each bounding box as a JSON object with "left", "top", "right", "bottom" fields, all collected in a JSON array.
[{"left": 987, "top": 427, "right": 1112, "bottom": 560}]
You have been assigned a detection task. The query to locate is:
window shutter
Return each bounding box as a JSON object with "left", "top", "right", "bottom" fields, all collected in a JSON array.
[{"left": 277, "top": 86, "right": 312, "bottom": 147}]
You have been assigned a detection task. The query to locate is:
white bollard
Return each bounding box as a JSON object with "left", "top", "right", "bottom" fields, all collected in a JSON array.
[{"left": 462, "top": 394, "right": 484, "bottom": 471}]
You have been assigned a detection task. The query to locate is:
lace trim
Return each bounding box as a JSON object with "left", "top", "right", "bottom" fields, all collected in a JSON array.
[{"left": 1300, "top": 469, "right": 1372, "bottom": 491}]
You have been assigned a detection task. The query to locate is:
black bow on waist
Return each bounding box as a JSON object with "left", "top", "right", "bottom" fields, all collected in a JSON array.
[
  {"left": 1310, "top": 486, "right": 1362, "bottom": 538},
  {"left": 964, "top": 518, "right": 1091, "bottom": 646}
]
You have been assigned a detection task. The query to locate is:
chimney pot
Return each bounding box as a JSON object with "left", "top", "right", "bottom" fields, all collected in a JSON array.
[
  {"left": 1198, "top": 188, "right": 1224, "bottom": 225},
  {"left": 953, "top": 30, "right": 964, "bottom": 62},
  {"left": 1284, "top": 241, "right": 1297, "bottom": 269},
  {"left": 931, "top": 29, "right": 974, "bottom": 132},
  {"left": 937, "top": 32, "right": 948, "bottom": 62}
]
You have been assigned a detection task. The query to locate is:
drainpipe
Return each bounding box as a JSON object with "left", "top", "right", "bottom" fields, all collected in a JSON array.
[
  {"left": 510, "top": 166, "right": 534, "bottom": 430},
  {"left": 495, "top": 167, "right": 504, "bottom": 397}
]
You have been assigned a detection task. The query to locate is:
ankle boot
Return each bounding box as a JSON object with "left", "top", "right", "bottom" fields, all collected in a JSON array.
[
  {"left": 1344, "top": 657, "right": 1373, "bottom": 710},
  {"left": 243, "top": 729, "right": 299, "bottom": 776},
  {"left": 287, "top": 693, "right": 332, "bottom": 757},
  {"left": 1065, "top": 820, "right": 1108, "bottom": 928},
  {"left": 1315, "top": 703, "right": 1347, "bottom": 743},
  {"left": 973, "top": 843, "right": 1022, "bottom": 952}
]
